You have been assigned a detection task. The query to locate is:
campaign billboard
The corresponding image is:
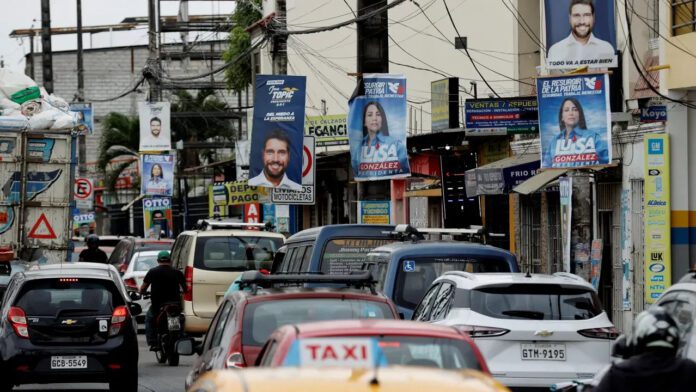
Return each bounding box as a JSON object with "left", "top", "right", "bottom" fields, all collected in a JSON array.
[
  {"left": 69, "top": 102, "right": 94, "bottom": 134},
  {"left": 248, "top": 75, "right": 306, "bottom": 191},
  {"left": 348, "top": 74, "right": 410, "bottom": 181},
  {"left": 139, "top": 102, "right": 171, "bottom": 152},
  {"left": 545, "top": 0, "right": 617, "bottom": 69},
  {"left": 537, "top": 73, "right": 612, "bottom": 169},
  {"left": 465, "top": 97, "right": 538, "bottom": 135},
  {"left": 143, "top": 197, "right": 174, "bottom": 239},
  {"left": 141, "top": 153, "right": 175, "bottom": 197},
  {"left": 306, "top": 115, "right": 348, "bottom": 147}
]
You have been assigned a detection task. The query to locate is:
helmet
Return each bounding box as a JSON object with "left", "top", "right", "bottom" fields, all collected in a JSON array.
[
  {"left": 86, "top": 234, "right": 100, "bottom": 245},
  {"left": 631, "top": 306, "right": 680, "bottom": 353},
  {"left": 157, "top": 250, "right": 171, "bottom": 262}
]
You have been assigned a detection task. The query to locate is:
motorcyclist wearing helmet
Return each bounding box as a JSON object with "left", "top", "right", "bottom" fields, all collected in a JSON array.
[
  {"left": 139, "top": 250, "right": 186, "bottom": 350},
  {"left": 78, "top": 234, "right": 108, "bottom": 263},
  {"left": 594, "top": 306, "right": 696, "bottom": 392}
]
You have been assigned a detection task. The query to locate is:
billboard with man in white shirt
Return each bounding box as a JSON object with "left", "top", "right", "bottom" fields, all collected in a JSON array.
[{"left": 545, "top": 0, "right": 617, "bottom": 69}]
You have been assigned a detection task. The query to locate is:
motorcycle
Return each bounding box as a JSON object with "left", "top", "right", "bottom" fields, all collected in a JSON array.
[{"left": 153, "top": 301, "right": 185, "bottom": 366}]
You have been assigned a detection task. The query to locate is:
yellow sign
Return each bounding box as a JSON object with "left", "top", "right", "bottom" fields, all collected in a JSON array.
[
  {"left": 359, "top": 201, "right": 391, "bottom": 225},
  {"left": 644, "top": 134, "right": 671, "bottom": 304},
  {"left": 208, "top": 181, "right": 269, "bottom": 217},
  {"left": 431, "top": 79, "right": 450, "bottom": 131}
]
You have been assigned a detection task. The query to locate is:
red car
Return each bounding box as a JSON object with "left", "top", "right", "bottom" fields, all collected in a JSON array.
[
  {"left": 255, "top": 319, "right": 490, "bottom": 373},
  {"left": 177, "top": 271, "right": 399, "bottom": 390}
]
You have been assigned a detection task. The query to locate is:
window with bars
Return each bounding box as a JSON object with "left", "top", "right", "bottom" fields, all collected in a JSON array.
[{"left": 673, "top": 0, "right": 696, "bottom": 36}]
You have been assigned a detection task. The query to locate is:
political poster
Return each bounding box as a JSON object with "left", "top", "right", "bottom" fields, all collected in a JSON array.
[
  {"left": 141, "top": 153, "right": 175, "bottom": 197},
  {"left": 143, "top": 197, "right": 174, "bottom": 239},
  {"left": 72, "top": 211, "right": 96, "bottom": 237},
  {"left": 271, "top": 136, "right": 315, "bottom": 205},
  {"left": 305, "top": 115, "right": 348, "bottom": 147},
  {"left": 69, "top": 102, "right": 94, "bottom": 134},
  {"left": 544, "top": 0, "right": 617, "bottom": 69},
  {"left": 248, "top": 75, "right": 306, "bottom": 191},
  {"left": 537, "top": 73, "right": 611, "bottom": 169},
  {"left": 138, "top": 102, "right": 171, "bottom": 152},
  {"left": 348, "top": 74, "right": 410, "bottom": 181},
  {"left": 465, "top": 97, "right": 538, "bottom": 135},
  {"left": 560, "top": 176, "right": 573, "bottom": 273}
]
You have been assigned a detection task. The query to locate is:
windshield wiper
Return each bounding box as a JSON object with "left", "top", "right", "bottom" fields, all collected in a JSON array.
[{"left": 501, "top": 310, "right": 545, "bottom": 320}]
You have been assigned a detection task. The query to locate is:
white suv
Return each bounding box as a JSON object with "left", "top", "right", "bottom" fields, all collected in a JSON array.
[{"left": 412, "top": 271, "right": 617, "bottom": 388}]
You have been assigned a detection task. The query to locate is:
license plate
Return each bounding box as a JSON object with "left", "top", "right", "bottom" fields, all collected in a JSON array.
[
  {"left": 520, "top": 343, "right": 566, "bottom": 361},
  {"left": 167, "top": 316, "right": 181, "bottom": 331},
  {"left": 51, "top": 355, "right": 88, "bottom": 369}
]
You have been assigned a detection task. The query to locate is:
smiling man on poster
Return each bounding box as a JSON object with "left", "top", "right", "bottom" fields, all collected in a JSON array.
[{"left": 248, "top": 75, "right": 305, "bottom": 191}]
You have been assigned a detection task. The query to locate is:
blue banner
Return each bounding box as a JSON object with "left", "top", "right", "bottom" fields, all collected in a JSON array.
[
  {"left": 249, "top": 75, "right": 306, "bottom": 191},
  {"left": 537, "top": 74, "right": 612, "bottom": 169},
  {"left": 348, "top": 74, "right": 410, "bottom": 181},
  {"left": 69, "top": 102, "right": 94, "bottom": 134},
  {"left": 465, "top": 97, "right": 538, "bottom": 135},
  {"left": 141, "top": 153, "right": 175, "bottom": 197},
  {"left": 640, "top": 105, "right": 667, "bottom": 123}
]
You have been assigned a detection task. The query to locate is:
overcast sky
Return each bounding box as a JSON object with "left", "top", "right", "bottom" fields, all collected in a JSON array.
[{"left": 0, "top": 0, "right": 235, "bottom": 72}]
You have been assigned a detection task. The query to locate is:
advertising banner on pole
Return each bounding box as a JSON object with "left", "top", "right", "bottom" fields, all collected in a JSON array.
[
  {"left": 69, "top": 102, "right": 94, "bottom": 134},
  {"left": 560, "top": 176, "right": 573, "bottom": 272},
  {"left": 358, "top": 201, "right": 391, "bottom": 225},
  {"left": 306, "top": 115, "right": 348, "bottom": 147},
  {"left": 544, "top": 0, "right": 617, "bottom": 69},
  {"left": 348, "top": 74, "right": 410, "bottom": 181},
  {"left": 248, "top": 75, "right": 306, "bottom": 191},
  {"left": 143, "top": 197, "right": 173, "bottom": 239},
  {"left": 644, "top": 134, "right": 671, "bottom": 304},
  {"left": 141, "top": 153, "right": 175, "bottom": 197},
  {"left": 271, "top": 136, "right": 315, "bottom": 205},
  {"left": 138, "top": 102, "right": 171, "bottom": 152},
  {"left": 465, "top": 97, "right": 538, "bottom": 136},
  {"left": 72, "top": 211, "right": 96, "bottom": 237},
  {"left": 537, "top": 73, "right": 612, "bottom": 169}
]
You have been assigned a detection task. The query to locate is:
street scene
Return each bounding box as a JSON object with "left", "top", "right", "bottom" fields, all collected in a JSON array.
[{"left": 1, "top": 0, "right": 696, "bottom": 391}]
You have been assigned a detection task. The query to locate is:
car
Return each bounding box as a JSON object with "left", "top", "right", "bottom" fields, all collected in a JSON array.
[
  {"left": 176, "top": 271, "right": 399, "bottom": 390},
  {"left": 187, "top": 367, "right": 510, "bottom": 392},
  {"left": 108, "top": 237, "right": 174, "bottom": 274},
  {"left": 121, "top": 250, "right": 160, "bottom": 324},
  {"left": 170, "top": 220, "right": 286, "bottom": 335},
  {"left": 256, "top": 319, "right": 489, "bottom": 372},
  {"left": 412, "top": 271, "right": 618, "bottom": 389},
  {"left": 365, "top": 238, "right": 519, "bottom": 319},
  {"left": 271, "top": 224, "right": 399, "bottom": 275},
  {"left": 653, "top": 270, "right": 696, "bottom": 361},
  {"left": 0, "top": 262, "right": 141, "bottom": 391}
]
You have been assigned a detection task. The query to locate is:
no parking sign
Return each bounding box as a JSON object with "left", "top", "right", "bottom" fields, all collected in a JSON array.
[{"left": 74, "top": 178, "right": 93, "bottom": 210}]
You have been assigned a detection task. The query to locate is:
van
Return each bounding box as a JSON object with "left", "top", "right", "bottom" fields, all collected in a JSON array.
[{"left": 170, "top": 221, "right": 285, "bottom": 334}]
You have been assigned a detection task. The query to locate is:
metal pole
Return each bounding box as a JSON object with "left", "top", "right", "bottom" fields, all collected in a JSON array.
[
  {"left": 40, "top": 0, "right": 54, "bottom": 93},
  {"left": 471, "top": 81, "right": 478, "bottom": 99},
  {"left": 591, "top": 173, "right": 598, "bottom": 240},
  {"left": 147, "top": 0, "right": 159, "bottom": 101},
  {"left": 76, "top": 0, "right": 84, "bottom": 102},
  {"left": 29, "top": 34, "right": 35, "bottom": 80}
]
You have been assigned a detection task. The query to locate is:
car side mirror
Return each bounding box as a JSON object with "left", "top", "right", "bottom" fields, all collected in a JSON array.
[
  {"left": 611, "top": 334, "right": 632, "bottom": 359},
  {"left": 128, "top": 302, "right": 142, "bottom": 316},
  {"left": 176, "top": 338, "right": 195, "bottom": 356}
]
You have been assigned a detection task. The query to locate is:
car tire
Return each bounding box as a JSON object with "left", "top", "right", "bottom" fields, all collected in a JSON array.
[
  {"left": 109, "top": 369, "right": 137, "bottom": 392},
  {"left": 167, "top": 352, "right": 179, "bottom": 366}
]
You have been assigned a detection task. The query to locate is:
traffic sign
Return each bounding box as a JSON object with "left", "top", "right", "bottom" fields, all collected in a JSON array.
[
  {"left": 28, "top": 213, "right": 57, "bottom": 239},
  {"left": 272, "top": 136, "right": 315, "bottom": 205},
  {"left": 74, "top": 178, "right": 94, "bottom": 210}
]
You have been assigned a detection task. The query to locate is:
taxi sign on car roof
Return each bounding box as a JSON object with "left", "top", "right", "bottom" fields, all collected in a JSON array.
[{"left": 283, "top": 338, "right": 387, "bottom": 368}]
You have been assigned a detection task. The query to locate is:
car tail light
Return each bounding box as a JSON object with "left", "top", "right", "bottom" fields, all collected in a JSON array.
[
  {"left": 8, "top": 307, "right": 29, "bottom": 339},
  {"left": 455, "top": 325, "right": 510, "bottom": 337},
  {"left": 109, "top": 306, "right": 129, "bottom": 337},
  {"left": 578, "top": 327, "right": 619, "bottom": 340},
  {"left": 124, "top": 278, "right": 138, "bottom": 290},
  {"left": 225, "top": 352, "right": 246, "bottom": 368},
  {"left": 183, "top": 266, "right": 193, "bottom": 302}
]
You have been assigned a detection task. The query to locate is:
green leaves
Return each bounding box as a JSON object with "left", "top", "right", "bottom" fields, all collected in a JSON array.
[{"left": 222, "top": 0, "right": 262, "bottom": 93}]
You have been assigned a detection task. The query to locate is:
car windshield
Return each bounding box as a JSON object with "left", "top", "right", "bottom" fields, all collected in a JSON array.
[
  {"left": 656, "top": 290, "right": 696, "bottom": 360},
  {"left": 243, "top": 298, "right": 394, "bottom": 346},
  {"left": 14, "top": 278, "right": 122, "bottom": 317},
  {"left": 393, "top": 257, "right": 512, "bottom": 310},
  {"left": 338, "top": 335, "right": 481, "bottom": 370},
  {"left": 194, "top": 236, "right": 284, "bottom": 271},
  {"left": 133, "top": 254, "right": 158, "bottom": 272},
  {"left": 320, "top": 238, "right": 395, "bottom": 274},
  {"left": 470, "top": 284, "right": 602, "bottom": 320}
]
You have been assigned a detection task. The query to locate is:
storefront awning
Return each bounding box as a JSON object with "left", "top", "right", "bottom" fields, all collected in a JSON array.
[
  {"left": 465, "top": 154, "right": 540, "bottom": 197},
  {"left": 513, "top": 169, "right": 569, "bottom": 195}
]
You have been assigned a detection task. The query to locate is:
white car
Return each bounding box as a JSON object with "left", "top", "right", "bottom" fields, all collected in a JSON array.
[
  {"left": 412, "top": 271, "right": 618, "bottom": 388},
  {"left": 122, "top": 250, "right": 159, "bottom": 325}
]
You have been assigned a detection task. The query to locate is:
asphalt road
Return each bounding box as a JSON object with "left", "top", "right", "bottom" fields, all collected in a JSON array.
[{"left": 15, "top": 335, "right": 194, "bottom": 392}]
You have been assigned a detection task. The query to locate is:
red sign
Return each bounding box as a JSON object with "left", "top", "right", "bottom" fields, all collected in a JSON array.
[
  {"left": 74, "top": 178, "right": 93, "bottom": 199},
  {"left": 28, "top": 213, "right": 57, "bottom": 239},
  {"left": 244, "top": 203, "right": 260, "bottom": 229}
]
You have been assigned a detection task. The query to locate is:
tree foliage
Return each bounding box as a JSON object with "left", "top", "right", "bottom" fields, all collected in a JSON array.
[
  {"left": 97, "top": 112, "right": 140, "bottom": 192},
  {"left": 223, "top": 0, "right": 262, "bottom": 92}
]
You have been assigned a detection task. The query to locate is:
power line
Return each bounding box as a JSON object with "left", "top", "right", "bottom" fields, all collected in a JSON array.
[
  {"left": 85, "top": 76, "right": 145, "bottom": 102},
  {"left": 500, "top": 0, "right": 544, "bottom": 51}
]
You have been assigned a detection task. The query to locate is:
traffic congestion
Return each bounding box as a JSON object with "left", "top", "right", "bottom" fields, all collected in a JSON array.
[{"left": 2, "top": 222, "right": 696, "bottom": 391}]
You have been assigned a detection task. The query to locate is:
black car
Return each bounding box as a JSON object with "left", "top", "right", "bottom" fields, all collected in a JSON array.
[{"left": 0, "top": 263, "right": 141, "bottom": 391}]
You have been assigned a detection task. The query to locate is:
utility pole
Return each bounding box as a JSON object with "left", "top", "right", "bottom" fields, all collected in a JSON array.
[
  {"left": 76, "top": 0, "right": 84, "bottom": 102},
  {"left": 147, "top": 0, "right": 160, "bottom": 101},
  {"left": 29, "top": 33, "right": 35, "bottom": 80},
  {"left": 40, "top": 0, "right": 54, "bottom": 93},
  {"left": 470, "top": 81, "right": 478, "bottom": 99}
]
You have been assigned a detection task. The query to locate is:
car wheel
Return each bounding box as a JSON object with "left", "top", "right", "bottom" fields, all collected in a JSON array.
[
  {"left": 167, "top": 352, "right": 179, "bottom": 366},
  {"left": 109, "top": 368, "right": 138, "bottom": 392}
]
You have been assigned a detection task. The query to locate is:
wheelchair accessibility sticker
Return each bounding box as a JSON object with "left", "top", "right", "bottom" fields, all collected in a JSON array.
[{"left": 403, "top": 260, "right": 416, "bottom": 272}]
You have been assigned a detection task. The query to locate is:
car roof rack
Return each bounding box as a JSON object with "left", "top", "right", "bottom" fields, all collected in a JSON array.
[
  {"left": 238, "top": 270, "right": 378, "bottom": 294},
  {"left": 194, "top": 218, "right": 275, "bottom": 232},
  {"left": 384, "top": 224, "right": 495, "bottom": 244}
]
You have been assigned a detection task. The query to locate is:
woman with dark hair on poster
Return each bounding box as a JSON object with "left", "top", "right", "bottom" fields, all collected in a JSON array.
[{"left": 352, "top": 101, "right": 408, "bottom": 175}]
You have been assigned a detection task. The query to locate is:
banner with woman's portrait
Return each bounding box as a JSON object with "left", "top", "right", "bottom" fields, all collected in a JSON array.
[
  {"left": 141, "top": 153, "right": 175, "bottom": 196},
  {"left": 348, "top": 74, "right": 411, "bottom": 181},
  {"left": 537, "top": 73, "right": 612, "bottom": 169}
]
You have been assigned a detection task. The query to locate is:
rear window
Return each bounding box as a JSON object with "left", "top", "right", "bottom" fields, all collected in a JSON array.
[
  {"left": 320, "top": 238, "right": 395, "bottom": 274},
  {"left": 341, "top": 335, "right": 481, "bottom": 370},
  {"left": 14, "top": 278, "right": 123, "bottom": 316},
  {"left": 133, "top": 254, "right": 158, "bottom": 272},
  {"left": 242, "top": 298, "right": 394, "bottom": 346},
  {"left": 393, "top": 257, "right": 512, "bottom": 309},
  {"left": 470, "top": 284, "right": 602, "bottom": 320},
  {"left": 194, "top": 236, "right": 284, "bottom": 271}
]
